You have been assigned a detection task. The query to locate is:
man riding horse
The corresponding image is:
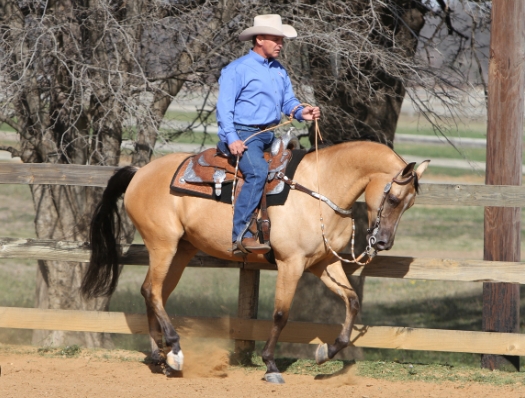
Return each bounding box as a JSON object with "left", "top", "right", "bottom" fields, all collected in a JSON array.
[
  {"left": 81, "top": 12, "right": 430, "bottom": 385},
  {"left": 216, "top": 14, "right": 321, "bottom": 255}
]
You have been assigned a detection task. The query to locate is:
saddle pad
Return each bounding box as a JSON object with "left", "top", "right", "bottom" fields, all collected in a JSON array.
[{"left": 170, "top": 149, "right": 307, "bottom": 207}]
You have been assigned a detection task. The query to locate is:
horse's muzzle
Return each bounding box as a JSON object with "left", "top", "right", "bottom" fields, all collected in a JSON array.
[{"left": 367, "top": 233, "right": 393, "bottom": 252}]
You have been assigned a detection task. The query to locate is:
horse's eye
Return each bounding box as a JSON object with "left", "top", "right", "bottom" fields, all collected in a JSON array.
[{"left": 387, "top": 194, "right": 400, "bottom": 206}]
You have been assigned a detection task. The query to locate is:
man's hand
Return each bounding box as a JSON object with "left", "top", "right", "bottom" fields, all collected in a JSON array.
[
  {"left": 301, "top": 106, "right": 321, "bottom": 121},
  {"left": 229, "top": 140, "right": 248, "bottom": 156}
]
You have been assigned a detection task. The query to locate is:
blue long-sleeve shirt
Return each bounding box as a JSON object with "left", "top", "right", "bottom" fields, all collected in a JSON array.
[{"left": 216, "top": 50, "right": 304, "bottom": 145}]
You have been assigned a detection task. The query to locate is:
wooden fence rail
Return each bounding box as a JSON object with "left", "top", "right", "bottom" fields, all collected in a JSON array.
[
  {"left": 3, "top": 307, "right": 525, "bottom": 357},
  {"left": 2, "top": 237, "right": 525, "bottom": 284},
  {"left": 2, "top": 162, "right": 525, "bottom": 358},
  {"left": 2, "top": 162, "right": 525, "bottom": 207}
]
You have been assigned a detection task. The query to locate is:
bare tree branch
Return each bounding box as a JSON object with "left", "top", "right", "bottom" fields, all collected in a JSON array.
[
  {"left": 0, "top": 112, "right": 21, "bottom": 131},
  {"left": 0, "top": 145, "right": 21, "bottom": 158}
]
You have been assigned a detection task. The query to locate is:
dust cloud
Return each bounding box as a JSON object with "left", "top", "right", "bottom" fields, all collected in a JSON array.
[
  {"left": 177, "top": 318, "right": 231, "bottom": 379},
  {"left": 179, "top": 338, "right": 230, "bottom": 378},
  {"left": 314, "top": 363, "right": 359, "bottom": 387}
]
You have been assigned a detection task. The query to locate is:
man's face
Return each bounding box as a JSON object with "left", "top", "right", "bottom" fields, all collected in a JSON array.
[{"left": 257, "top": 35, "right": 284, "bottom": 59}]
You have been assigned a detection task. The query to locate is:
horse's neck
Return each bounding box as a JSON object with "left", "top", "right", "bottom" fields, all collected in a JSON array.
[{"left": 300, "top": 142, "right": 403, "bottom": 208}]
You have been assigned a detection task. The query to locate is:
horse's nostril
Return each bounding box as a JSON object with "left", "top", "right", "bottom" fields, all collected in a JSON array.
[{"left": 375, "top": 240, "right": 390, "bottom": 250}]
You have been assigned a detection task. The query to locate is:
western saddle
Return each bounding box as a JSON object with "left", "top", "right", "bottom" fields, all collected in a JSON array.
[{"left": 170, "top": 130, "right": 301, "bottom": 256}]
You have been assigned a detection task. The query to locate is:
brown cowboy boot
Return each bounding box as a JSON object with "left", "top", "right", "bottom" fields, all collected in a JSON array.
[{"left": 240, "top": 236, "right": 271, "bottom": 254}]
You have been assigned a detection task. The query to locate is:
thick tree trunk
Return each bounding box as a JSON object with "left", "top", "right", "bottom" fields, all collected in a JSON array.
[
  {"left": 307, "top": 4, "right": 425, "bottom": 145},
  {"left": 29, "top": 180, "right": 136, "bottom": 347}
]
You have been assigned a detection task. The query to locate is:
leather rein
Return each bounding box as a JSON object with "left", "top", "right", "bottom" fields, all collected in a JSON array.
[
  {"left": 275, "top": 171, "right": 352, "bottom": 216},
  {"left": 272, "top": 135, "right": 416, "bottom": 265}
]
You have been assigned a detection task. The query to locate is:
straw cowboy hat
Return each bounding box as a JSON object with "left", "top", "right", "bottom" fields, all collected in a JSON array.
[{"left": 239, "top": 14, "right": 297, "bottom": 41}]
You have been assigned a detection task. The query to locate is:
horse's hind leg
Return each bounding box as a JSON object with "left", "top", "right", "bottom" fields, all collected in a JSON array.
[
  {"left": 141, "top": 239, "right": 198, "bottom": 371},
  {"left": 309, "top": 258, "right": 360, "bottom": 364}
]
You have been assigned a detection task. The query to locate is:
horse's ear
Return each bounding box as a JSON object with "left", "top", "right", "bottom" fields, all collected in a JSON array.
[
  {"left": 401, "top": 162, "right": 416, "bottom": 178},
  {"left": 416, "top": 160, "right": 431, "bottom": 179}
]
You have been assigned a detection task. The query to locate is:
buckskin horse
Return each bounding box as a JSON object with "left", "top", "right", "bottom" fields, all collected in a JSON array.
[{"left": 81, "top": 140, "right": 429, "bottom": 384}]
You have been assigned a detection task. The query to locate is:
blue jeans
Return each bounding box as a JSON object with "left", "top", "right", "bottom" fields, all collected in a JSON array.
[{"left": 231, "top": 125, "right": 274, "bottom": 242}]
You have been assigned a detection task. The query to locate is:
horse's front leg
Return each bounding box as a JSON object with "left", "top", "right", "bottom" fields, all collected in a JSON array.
[
  {"left": 261, "top": 261, "right": 303, "bottom": 384},
  {"left": 309, "top": 258, "right": 360, "bottom": 364}
]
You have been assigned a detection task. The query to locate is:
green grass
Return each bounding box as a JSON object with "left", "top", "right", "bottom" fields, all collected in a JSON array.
[
  {"left": 362, "top": 349, "right": 482, "bottom": 368},
  {"left": 164, "top": 110, "right": 216, "bottom": 123},
  {"left": 0, "top": 184, "right": 35, "bottom": 238},
  {"left": 252, "top": 356, "right": 525, "bottom": 385},
  {"left": 396, "top": 143, "right": 525, "bottom": 168},
  {"left": 38, "top": 344, "right": 82, "bottom": 358},
  {"left": 396, "top": 205, "right": 485, "bottom": 242},
  {"left": 0, "top": 257, "right": 36, "bottom": 345},
  {"left": 357, "top": 360, "right": 524, "bottom": 385},
  {"left": 0, "top": 176, "right": 34, "bottom": 346},
  {"left": 396, "top": 114, "right": 489, "bottom": 139},
  {"left": 392, "top": 204, "right": 525, "bottom": 256},
  {"left": 161, "top": 130, "right": 221, "bottom": 145},
  {"left": 396, "top": 124, "right": 488, "bottom": 140},
  {"left": 421, "top": 165, "right": 485, "bottom": 179},
  {"left": 0, "top": 123, "right": 16, "bottom": 133},
  {"left": 395, "top": 143, "right": 488, "bottom": 162}
]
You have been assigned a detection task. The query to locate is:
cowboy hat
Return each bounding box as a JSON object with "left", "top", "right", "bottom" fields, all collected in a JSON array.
[{"left": 239, "top": 14, "right": 297, "bottom": 42}]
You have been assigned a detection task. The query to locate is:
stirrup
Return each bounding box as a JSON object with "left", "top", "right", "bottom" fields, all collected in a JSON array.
[
  {"left": 231, "top": 236, "right": 271, "bottom": 256},
  {"left": 231, "top": 241, "right": 250, "bottom": 257}
]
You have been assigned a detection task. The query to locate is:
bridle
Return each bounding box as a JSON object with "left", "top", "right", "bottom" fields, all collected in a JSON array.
[
  {"left": 365, "top": 181, "right": 393, "bottom": 256},
  {"left": 365, "top": 168, "right": 417, "bottom": 255},
  {"left": 321, "top": 166, "right": 417, "bottom": 266}
]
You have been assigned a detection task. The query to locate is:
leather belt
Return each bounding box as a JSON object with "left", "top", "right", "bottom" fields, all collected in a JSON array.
[
  {"left": 235, "top": 123, "right": 278, "bottom": 130},
  {"left": 251, "top": 123, "right": 277, "bottom": 130}
]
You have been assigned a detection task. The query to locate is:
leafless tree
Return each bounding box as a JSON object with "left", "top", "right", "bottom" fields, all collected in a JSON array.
[
  {"left": 0, "top": 0, "right": 490, "bottom": 349},
  {"left": 277, "top": 0, "right": 491, "bottom": 146},
  {"left": 0, "top": 0, "right": 244, "bottom": 347}
]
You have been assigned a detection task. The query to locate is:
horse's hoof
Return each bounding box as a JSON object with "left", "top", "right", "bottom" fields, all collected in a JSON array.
[
  {"left": 150, "top": 349, "right": 166, "bottom": 364},
  {"left": 166, "top": 350, "right": 184, "bottom": 371},
  {"left": 264, "top": 372, "right": 285, "bottom": 384},
  {"left": 315, "top": 343, "right": 329, "bottom": 365},
  {"left": 161, "top": 363, "right": 182, "bottom": 377}
]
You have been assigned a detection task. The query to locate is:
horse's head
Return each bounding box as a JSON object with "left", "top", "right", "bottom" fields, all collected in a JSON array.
[{"left": 364, "top": 160, "right": 430, "bottom": 252}]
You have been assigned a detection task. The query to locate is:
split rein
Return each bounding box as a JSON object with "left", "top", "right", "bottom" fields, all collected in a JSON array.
[{"left": 230, "top": 103, "right": 390, "bottom": 266}]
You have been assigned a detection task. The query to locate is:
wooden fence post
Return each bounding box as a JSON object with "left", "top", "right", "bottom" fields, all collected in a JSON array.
[
  {"left": 233, "top": 268, "right": 260, "bottom": 364},
  {"left": 482, "top": 0, "right": 525, "bottom": 371}
]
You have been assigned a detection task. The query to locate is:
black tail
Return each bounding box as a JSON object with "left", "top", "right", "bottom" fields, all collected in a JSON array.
[{"left": 81, "top": 166, "right": 138, "bottom": 299}]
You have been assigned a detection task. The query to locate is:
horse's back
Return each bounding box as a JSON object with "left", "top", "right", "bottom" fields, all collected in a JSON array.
[
  {"left": 124, "top": 152, "right": 242, "bottom": 260},
  {"left": 124, "top": 153, "right": 192, "bottom": 242},
  {"left": 126, "top": 152, "right": 189, "bottom": 203}
]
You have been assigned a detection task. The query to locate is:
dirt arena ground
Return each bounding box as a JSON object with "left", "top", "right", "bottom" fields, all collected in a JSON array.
[{"left": 2, "top": 345, "right": 525, "bottom": 398}]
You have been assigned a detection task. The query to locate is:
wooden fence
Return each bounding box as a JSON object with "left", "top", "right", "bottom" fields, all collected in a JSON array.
[{"left": 2, "top": 162, "right": 525, "bottom": 357}]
